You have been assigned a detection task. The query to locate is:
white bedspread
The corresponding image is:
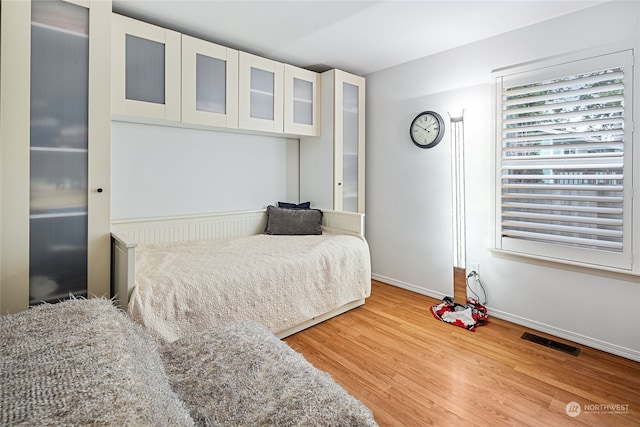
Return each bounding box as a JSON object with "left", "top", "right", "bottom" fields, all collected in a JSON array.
[{"left": 128, "top": 228, "right": 371, "bottom": 343}]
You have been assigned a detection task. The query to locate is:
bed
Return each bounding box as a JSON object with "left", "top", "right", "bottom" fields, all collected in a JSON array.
[{"left": 111, "top": 207, "right": 371, "bottom": 342}]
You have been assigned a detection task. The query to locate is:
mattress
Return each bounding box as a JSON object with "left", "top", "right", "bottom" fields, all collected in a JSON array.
[{"left": 128, "top": 227, "right": 371, "bottom": 343}]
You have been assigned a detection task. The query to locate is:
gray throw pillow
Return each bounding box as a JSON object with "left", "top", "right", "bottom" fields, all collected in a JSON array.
[{"left": 264, "top": 205, "right": 322, "bottom": 235}]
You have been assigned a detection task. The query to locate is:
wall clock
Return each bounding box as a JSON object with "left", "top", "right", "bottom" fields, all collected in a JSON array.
[{"left": 410, "top": 111, "right": 445, "bottom": 149}]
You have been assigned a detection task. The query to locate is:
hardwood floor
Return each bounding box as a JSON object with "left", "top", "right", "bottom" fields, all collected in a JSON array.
[{"left": 284, "top": 280, "right": 640, "bottom": 426}]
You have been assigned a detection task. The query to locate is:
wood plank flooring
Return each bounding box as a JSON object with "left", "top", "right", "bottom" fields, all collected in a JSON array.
[{"left": 284, "top": 280, "right": 640, "bottom": 426}]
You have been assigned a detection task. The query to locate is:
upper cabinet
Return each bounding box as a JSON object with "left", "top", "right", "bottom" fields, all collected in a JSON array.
[
  {"left": 111, "top": 14, "right": 181, "bottom": 121},
  {"left": 238, "top": 52, "right": 284, "bottom": 133},
  {"left": 110, "top": 14, "right": 320, "bottom": 137},
  {"left": 181, "top": 35, "right": 239, "bottom": 128},
  {"left": 284, "top": 64, "right": 320, "bottom": 137}
]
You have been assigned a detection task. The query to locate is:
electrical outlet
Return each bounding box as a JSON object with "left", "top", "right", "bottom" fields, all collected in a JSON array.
[{"left": 469, "top": 262, "right": 479, "bottom": 275}]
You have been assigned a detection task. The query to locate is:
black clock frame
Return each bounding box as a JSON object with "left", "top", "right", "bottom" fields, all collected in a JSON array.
[{"left": 410, "top": 111, "right": 445, "bottom": 149}]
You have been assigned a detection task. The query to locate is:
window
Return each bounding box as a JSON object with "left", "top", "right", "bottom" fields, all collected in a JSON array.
[{"left": 494, "top": 49, "right": 634, "bottom": 272}]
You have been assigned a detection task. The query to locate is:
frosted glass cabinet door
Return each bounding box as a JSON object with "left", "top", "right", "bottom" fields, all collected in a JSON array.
[
  {"left": 182, "top": 35, "right": 239, "bottom": 128},
  {"left": 334, "top": 71, "right": 366, "bottom": 213},
  {"left": 239, "top": 52, "right": 284, "bottom": 133},
  {"left": 29, "top": 0, "right": 89, "bottom": 304},
  {"left": 112, "top": 13, "right": 180, "bottom": 121},
  {"left": 341, "top": 82, "right": 360, "bottom": 212},
  {"left": 126, "top": 34, "right": 165, "bottom": 104},
  {"left": 284, "top": 64, "right": 319, "bottom": 136}
]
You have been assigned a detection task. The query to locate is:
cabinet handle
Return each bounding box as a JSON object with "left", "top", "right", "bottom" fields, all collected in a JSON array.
[
  {"left": 337, "top": 182, "right": 342, "bottom": 186},
  {"left": 97, "top": 188, "right": 103, "bottom": 193}
]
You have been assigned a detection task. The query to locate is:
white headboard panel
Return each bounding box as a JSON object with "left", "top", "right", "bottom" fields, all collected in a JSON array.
[
  {"left": 322, "top": 210, "right": 366, "bottom": 235},
  {"left": 111, "top": 210, "right": 267, "bottom": 244}
]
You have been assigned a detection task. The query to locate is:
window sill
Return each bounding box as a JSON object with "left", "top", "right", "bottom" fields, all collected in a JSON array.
[{"left": 489, "top": 248, "right": 640, "bottom": 282}]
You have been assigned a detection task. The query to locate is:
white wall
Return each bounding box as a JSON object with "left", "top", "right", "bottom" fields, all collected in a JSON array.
[
  {"left": 366, "top": 1, "right": 640, "bottom": 360},
  {"left": 111, "top": 121, "right": 299, "bottom": 219}
]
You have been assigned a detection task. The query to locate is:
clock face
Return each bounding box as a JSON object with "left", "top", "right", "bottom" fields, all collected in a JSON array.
[{"left": 410, "top": 111, "right": 444, "bottom": 149}]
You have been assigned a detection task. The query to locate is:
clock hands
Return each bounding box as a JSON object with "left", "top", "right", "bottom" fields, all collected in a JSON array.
[{"left": 414, "top": 123, "right": 439, "bottom": 133}]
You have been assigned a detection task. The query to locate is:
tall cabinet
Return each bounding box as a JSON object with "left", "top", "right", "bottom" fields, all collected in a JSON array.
[
  {"left": 0, "top": 0, "right": 111, "bottom": 314},
  {"left": 300, "top": 69, "right": 366, "bottom": 213}
]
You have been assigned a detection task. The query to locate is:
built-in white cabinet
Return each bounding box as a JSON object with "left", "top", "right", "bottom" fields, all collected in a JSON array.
[
  {"left": 239, "top": 52, "right": 284, "bottom": 133},
  {"left": 238, "top": 57, "right": 320, "bottom": 136},
  {"left": 300, "top": 70, "right": 366, "bottom": 213},
  {"left": 0, "top": 0, "right": 111, "bottom": 314},
  {"left": 284, "top": 64, "right": 320, "bottom": 136},
  {"left": 111, "top": 13, "right": 181, "bottom": 121},
  {"left": 181, "top": 35, "right": 239, "bottom": 128},
  {"left": 111, "top": 14, "right": 320, "bottom": 137}
]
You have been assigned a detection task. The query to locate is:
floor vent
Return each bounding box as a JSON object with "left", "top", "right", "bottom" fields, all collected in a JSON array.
[{"left": 521, "top": 332, "right": 580, "bottom": 357}]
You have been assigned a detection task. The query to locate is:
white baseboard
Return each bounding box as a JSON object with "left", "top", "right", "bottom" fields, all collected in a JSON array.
[
  {"left": 371, "top": 273, "right": 449, "bottom": 301},
  {"left": 488, "top": 308, "right": 640, "bottom": 362},
  {"left": 372, "top": 274, "right": 640, "bottom": 362}
]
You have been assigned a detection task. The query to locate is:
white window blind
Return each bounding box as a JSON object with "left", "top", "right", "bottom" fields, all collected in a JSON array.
[{"left": 495, "top": 49, "right": 634, "bottom": 271}]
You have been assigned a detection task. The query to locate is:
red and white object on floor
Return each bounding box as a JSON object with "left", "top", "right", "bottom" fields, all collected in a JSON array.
[{"left": 430, "top": 297, "right": 488, "bottom": 331}]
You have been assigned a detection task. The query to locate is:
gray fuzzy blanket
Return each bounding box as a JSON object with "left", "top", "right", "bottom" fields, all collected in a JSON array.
[
  {"left": 1, "top": 299, "right": 377, "bottom": 426},
  {"left": 161, "top": 321, "right": 378, "bottom": 426},
  {"left": 1, "top": 298, "right": 194, "bottom": 426}
]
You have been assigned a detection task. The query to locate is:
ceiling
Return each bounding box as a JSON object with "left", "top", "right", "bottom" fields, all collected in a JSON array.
[{"left": 112, "top": 0, "right": 607, "bottom": 76}]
